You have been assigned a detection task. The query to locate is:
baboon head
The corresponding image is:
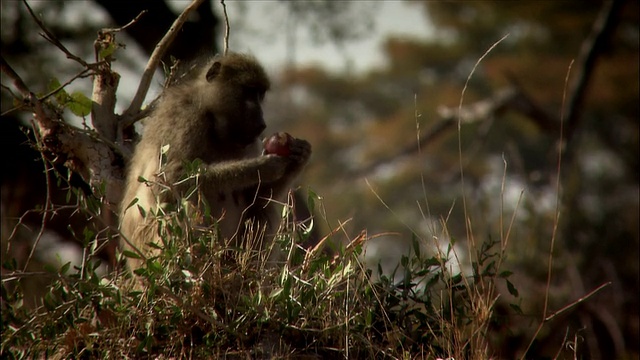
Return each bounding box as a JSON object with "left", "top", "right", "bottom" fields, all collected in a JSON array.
[{"left": 200, "top": 53, "right": 271, "bottom": 148}]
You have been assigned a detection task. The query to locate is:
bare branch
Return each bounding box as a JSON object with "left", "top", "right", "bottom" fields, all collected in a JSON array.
[
  {"left": 122, "top": 0, "right": 205, "bottom": 123},
  {"left": 1, "top": 55, "right": 31, "bottom": 98},
  {"left": 99, "top": 9, "right": 147, "bottom": 34},
  {"left": 349, "top": 87, "right": 520, "bottom": 178},
  {"left": 41, "top": 69, "right": 94, "bottom": 101},
  {"left": 220, "top": 0, "right": 230, "bottom": 55},
  {"left": 547, "top": 282, "right": 612, "bottom": 322},
  {"left": 22, "top": 129, "right": 53, "bottom": 271},
  {"left": 1, "top": 54, "right": 125, "bottom": 204},
  {"left": 91, "top": 59, "right": 120, "bottom": 142},
  {"left": 22, "top": 0, "right": 92, "bottom": 68},
  {"left": 1, "top": 61, "right": 93, "bottom": 116},
  {"left": 565, "top": 0, "right": 623, "bottom": 139}
]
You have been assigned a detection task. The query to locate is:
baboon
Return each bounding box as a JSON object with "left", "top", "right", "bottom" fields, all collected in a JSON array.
[{"left": 119, "top": 52, "right": 311, "bottom": 270}]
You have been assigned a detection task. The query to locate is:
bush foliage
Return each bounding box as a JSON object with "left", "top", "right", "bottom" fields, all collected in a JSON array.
[{"left": 1, "top": 182, "right": 520, "bottom": 359}]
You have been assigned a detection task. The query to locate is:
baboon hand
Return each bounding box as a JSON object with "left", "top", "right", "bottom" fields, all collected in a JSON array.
[
  {"left": 287, "top": 138, "right": 311, "bottom": 166},
  {"left": 260, "top": 154, "right": 290, "bottom": 181}
]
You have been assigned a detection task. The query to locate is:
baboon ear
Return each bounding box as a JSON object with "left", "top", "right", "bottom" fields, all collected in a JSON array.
[{"left": 206, "top": 61, "right": 222, "bottom": 82}]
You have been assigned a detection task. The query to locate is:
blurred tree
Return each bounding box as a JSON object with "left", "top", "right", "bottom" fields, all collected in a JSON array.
[
  {"left": 0, "top": 0, "right": 367, "bottom": 301},
  {"left": 1, "top": 0, "right": 221, "bottom": 303},
  {"left": 1, "top": 0, "right": 637, "bottom": 358},
  {"left": 275, "top": 1, "right": 638, "bottom": 358},
  {"left": 94, "top": 0, "right": 219, "bottom": 62}
]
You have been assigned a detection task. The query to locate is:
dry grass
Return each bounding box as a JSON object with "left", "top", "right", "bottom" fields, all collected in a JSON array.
[
  {"left": 1, "top": 185, "right": 518, "bottom": 359},
  {"left": 1, "top": 41, "right": 609, "bottom": 360}
]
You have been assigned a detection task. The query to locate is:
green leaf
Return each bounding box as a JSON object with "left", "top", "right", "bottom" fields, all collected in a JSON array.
[
  {"left": 269, "top": 288, "right": 283, "bottom": 299},
  {"left": 137, "top": 204, "right": 147, "bottom": 218},
  {"left": 2, "top": 257, "right": 17, "bottom": 271},
  {"left": 90, "top": 238, "right": 99, "bottom": 253},
  {"left": 98, "top": 42, "right": 117, "bottom": 60},
  {"left": 122, "top": 250, "right": 141, "bottom": 259},
  {"left": 424, "top": 256, "right": 441, "bottom": 267},
  {"left": 147, "top": 260, "right": 162, "bottom": 273},
  {"left": 125, "top": 197, "right": 139, "bottom": 210},
  {"left": 48, "top": 78, "right": 71, "bottom": 105},
  {"left": 450, "top": 273, "right": 463, "bottom": 285},
  {"left": 60, "top": 261, "right": 71, "bottom": 274},
  {"left": 499, "top": 270, "right": 513, "bottom": 278},
  {"left": 400, "top": 254, "right": 409, "bottom": 267},
  {"left": 43, "top": 292, "right": 56, "bottom": 311},
  {"left": 365, "top": 309, "right": 373, "bottom": 327},
  {"left": 506, "top": 279, "right": 519, "bottom": 297},
  {"left": 509, "top": 303, "right": 523, "bottom": 315},
  {"left": 43, "top": 263, "right": 58, "bottom": 273},
  {"left": 307, "top": 188, "right": 321, "bottom": 211},
  {"left": 411, "top": 235, "right": 421, "bottom": 258},
  {"left": 68, "top": 91, "right": 92, "bottom": 116},
  {"left": 83, "top": 227, "right": 95, "bottom": 243},
  {"left": 482, "top": 260, "right": 496, "bottom": 276},
  {"left": 48, "top": 78, "right": 61, "bottom": 92}
]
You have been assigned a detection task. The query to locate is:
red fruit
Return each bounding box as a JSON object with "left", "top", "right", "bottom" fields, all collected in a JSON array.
[{"left": 263, "top": 132, "right": 293, "bottom": 157}]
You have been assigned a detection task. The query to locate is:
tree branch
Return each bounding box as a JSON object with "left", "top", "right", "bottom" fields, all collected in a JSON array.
[
  {"left": 121, "top": 0, "right": 205, "bottom": 124},
  {"left": 348, "top": 87, "right": 546, "bottom": 178},
  {"left": 220, "top": 0, "right": 230, "bottom": 55},
  {"left": 1, "top": 55, "right": 32, "bottom": 98},
  {"left": 1, "top": 56, "right": 125, "bottom": 205},
  {"left": 565, "top": 0, "right": 623, "bottom": 140},
  {"left": 348, "top": 0, "right": 622, "bottom": 179},
  {"left": 22, "top": 0, "right": 92, "bottom": 69}
]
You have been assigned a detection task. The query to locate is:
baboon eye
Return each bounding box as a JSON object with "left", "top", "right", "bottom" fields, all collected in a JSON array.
[{"left": 244, "top": 87, "right": 265, "bottom": 102}]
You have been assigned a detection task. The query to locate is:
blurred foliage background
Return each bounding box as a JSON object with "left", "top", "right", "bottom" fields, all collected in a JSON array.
[{"left": 1, "top": 1, "right": 638, "bottom": 358}]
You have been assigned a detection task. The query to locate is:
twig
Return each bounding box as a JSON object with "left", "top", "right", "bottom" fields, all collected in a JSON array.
[
  {"left": 42, "top": 69, "right": 94, "bottom": 101},
  {"left": 521, "top": 59, "right": 574, "bottom": 360},
  {"left": 22, "top": 0, "right": 92, "bottom": 68},
  {"left": 457, "top": 34, "right": 510, "bottom": 246},
  {"left": 1, "top": 57, "right": 127, "bottom": 158},
  {"left": 1, "top": 64, "right": 93, "bottom": 116},
  {"left": 163, "top": 59, "right": 182, "bottom": 88},
  {"left": 349, "top": 112, "right": 453, "bottom": 178},
  {"left": 546, "top": 282, "right": 611, "bottom": 322},
  {"left": 0, "top": 55, "right": 58, "bottom": 131},
  {"left": 220, "top": 0, "right": 230, "bottom": 55},
  {"left": 22, "top": 127, "right": 54, "bottom": 271},
  {"left": 122, "top": 0, "right": 205, "bottom": 123},
  {"left": 99, "top": 10, "right": 147, "bottom": 35},
  {"left": 1, "top": 55, "right": 31, "bottom": 98}
]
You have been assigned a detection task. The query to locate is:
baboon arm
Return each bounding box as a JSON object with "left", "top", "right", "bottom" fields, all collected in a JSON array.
[
  {"left": 258, "top": 165, "right": 303, "bottom": 197},
  {"left": 200, "top": 155, "right": 289, "bottom": 191}
]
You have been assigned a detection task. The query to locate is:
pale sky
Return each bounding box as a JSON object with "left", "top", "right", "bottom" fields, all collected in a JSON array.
[
  {"left": 49, "top": 1, "right": 435, "bottom": 110},
  {"left": 213, "top": 1, "right": 434, "bottom": 74}
]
